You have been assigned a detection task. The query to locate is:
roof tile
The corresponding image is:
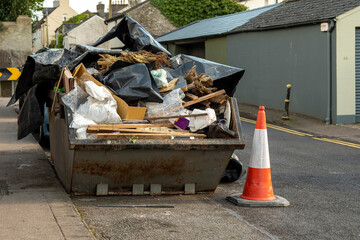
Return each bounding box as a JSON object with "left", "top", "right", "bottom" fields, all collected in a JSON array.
[{"left": 233, "top": 0, "right": 360, "bottom": 32}]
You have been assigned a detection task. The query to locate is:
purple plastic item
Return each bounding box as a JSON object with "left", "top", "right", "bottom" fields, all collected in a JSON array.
[{"left": 174, "top": 117, "right": 190, "bottom": 130}]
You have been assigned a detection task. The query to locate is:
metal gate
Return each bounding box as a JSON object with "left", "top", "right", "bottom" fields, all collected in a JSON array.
[{"left": 356, "top": 28, "right": 360, "bottom": 122}]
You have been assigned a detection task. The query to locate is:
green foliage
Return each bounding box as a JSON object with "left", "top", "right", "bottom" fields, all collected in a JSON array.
[
  {"left": 151, "top": 0, "right": 247, "bottom": 27},
  {"left": 0, "top": 21, "right": 4, "bottom": 31},
  {"left": 56, "top": 33, "right": 63, "bottom": 48},
  {"left": 49, "top": 40, "right": 56, "bottom": 48},
  {"left": 0, "top": 0, "right": 44, "bottom": 22},
  {"left": 65, "top": 13, "right": 93, "bottom": 24}
]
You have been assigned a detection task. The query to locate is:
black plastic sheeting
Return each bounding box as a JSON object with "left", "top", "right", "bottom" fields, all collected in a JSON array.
[
  {"left": 7, "top": 49, "right": 79, "bottom": 106},
  {"left": 17, "top": 83, "right": 52, "bottom": 140},
  {"left": 221, "top": 153, "right": 246, "bottom": 183},
  {"left": 92, "top": 16, "right": 170, "bottom": 55},
  {"left": 103, "top": 63, "right": 163, "bottom": 103},
  {"left": 8, "top": 16, "right": 244, "bottom": 140},
  {"left": 166, "top": 54, "right": 244, "bottom": 97}
]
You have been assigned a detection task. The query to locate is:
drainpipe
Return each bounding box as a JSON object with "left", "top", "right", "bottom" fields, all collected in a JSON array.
[{"left": 326, "top": 20, "right": 335, "bottom": 124}]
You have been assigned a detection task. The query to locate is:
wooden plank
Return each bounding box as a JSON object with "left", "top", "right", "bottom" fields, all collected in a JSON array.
[
  {"left": 51, "top": 68, "right": 65, "bottom": 113},
  {"left": 63, "top": 67, "right": 74, "bottom": 93},
  {"left": 185, "top": 93, "right": 198, "bottom": 100},
  {"left": 97, "top": 133, "right": 206, "bottom": 140},
  {"left": 159, "top": 78, "right": 179, "bottom": 93},
  {"left": 182, "top": 89, "right": 226, "bottom": 108},
  {"left": 89, "top": 123, "right": 174, "bottom": 129},
  {"left": 144, "top": 113, "right": 208, "bottom": 121},
  {"left": 229, "top": 98, "right": 237, "bottom": 134},
  {"left": 92, "top": 128, "right": 197, "bottom": 135},
  {"left": 209, "top": 94, "right": 227, "bottom": 104}
]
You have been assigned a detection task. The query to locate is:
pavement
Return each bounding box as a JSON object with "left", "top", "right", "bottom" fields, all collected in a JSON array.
[
  {"left": 0, "top": 98, "right": 94, "bottom": 240},
  {"left": 0, "top": 97, "right": 359, "bottom": 240},
  {"left": 238, "top": 103, "right": 360, "bottom": 144}
]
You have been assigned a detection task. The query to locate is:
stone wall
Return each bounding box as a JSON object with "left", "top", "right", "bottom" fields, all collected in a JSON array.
[
  {"left": 0, "top": 15, "right": 32, "bottom": 97},
  {"left": 126, "top": 2, "right": 176, "bottom": 37}
]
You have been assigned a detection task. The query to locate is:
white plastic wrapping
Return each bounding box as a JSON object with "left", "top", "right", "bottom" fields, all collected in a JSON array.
[
  {"left": 77, "top": 81, "right": 121, "bottom": 124},
  {"left": 189, "top": 108, "right": 217, "bottom": 132},
  {"left": 70, "top": 114, "right": 97, "bottom": 139},
  {"left": 62, "top": 81, "right": 121, "bottom": 139},
  {"left": 224, "top": 100, "right": 231, "bottom": 128}
]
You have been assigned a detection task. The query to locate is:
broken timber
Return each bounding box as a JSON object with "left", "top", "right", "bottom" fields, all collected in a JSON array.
[{"left": 97, "top": 132, "right": 206, "bottom": 140}]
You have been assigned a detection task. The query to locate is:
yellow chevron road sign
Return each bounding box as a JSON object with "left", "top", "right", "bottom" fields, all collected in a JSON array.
[{"left": 0, "top": 68, "right": 21, "bottom": 81}]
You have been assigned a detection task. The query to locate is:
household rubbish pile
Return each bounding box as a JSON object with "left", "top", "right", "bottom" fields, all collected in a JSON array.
[
  {"left": 8, "top": 16, "right": 244, "bottom": 143},
  {"left": 62, "top": 62, "right": 234, "bottom": 140}
]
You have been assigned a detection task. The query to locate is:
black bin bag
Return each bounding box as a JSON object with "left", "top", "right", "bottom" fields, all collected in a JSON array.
[
  {"left": 103, "top": 63, "right": 163, "bottom": 103},
  {"left": 166, "top": 54, "right": 244, "bottom": 97},
  {"left": 92, "top": 16, "right": 170, "bottom": 55}
]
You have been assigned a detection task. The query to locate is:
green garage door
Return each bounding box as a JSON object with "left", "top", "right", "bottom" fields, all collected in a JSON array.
[{"left": 356, "top": 28, "right": 360, "bottom": 122}]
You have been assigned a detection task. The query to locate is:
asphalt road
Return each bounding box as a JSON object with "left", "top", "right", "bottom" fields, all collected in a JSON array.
[
  {"left": 72, "top": 121, "right": 360, "bottom": 240},
  {"left": 218, "top": 121, "right": 360, "bottom": 240}
]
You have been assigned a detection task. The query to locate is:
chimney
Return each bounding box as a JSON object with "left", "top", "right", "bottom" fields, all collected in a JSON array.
[
  {"left": 59, "top": 0, "right": 69, "bottom": 6},
  {"left": 53, "top": 0, "right": 59, "bottom": 8},
  {"left": 97, "top": 2, "right": 105, "bottom": 18},
  {"left": 111, "top": 0, "right": 128, "bottom": 15}
]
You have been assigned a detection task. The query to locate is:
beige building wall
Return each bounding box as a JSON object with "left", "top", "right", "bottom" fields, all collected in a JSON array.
[
  {"left": 41, "top": 0, "right": 78, "bottom": 47},
  {"left": 33, "top": 28, "right": 42, "bottom": 52},
  {"left": 336, "top": 6, "right": 360, "bottom": 118},
  {"left": 205, "top": 37, "right": 227, "bottom": 65},
  {"left": 64, "top": 15, "right": 109, "bottom": 49}
]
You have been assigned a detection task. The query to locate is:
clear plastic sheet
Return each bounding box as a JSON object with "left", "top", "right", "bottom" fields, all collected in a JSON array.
[
  {"left": 145, "top": 88, "right": 185, "bottom": 117},
  {"left": 62, "top": 82, "right": 88, "bottom": 113}
]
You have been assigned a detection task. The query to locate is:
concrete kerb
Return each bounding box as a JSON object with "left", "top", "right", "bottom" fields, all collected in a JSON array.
[{"left": 226, "top": 194, "right": 290, "bottom": 207}]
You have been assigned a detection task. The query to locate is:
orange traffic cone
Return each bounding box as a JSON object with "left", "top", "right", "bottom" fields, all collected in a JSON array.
[{"left": 226, "top": 106, "right": 289, "bottom": 207}]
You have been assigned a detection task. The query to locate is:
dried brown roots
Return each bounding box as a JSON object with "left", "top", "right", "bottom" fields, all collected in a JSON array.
[
  {"left": 184, "top": 65, "right": 216, "bottom": 96},
  {"left": 97, "top": 50, "right": 170, "bottom": 72}
]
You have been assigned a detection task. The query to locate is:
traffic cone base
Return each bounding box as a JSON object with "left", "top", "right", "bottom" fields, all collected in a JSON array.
[
  {"left": 226, "top": 194, "right": 290, "bottom": 207},
  {"left": 226, "top": 106, "right": 289, "bottom": 207}
]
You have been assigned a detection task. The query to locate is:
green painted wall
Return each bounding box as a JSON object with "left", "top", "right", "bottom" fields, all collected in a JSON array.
[
  {"left": 167, "top": 43, "right": 190, "bottom": 56},
  {"left": 205, "top": 37, "right": 227, "bottom": 64},
  {"left": 227, "top": 24, "right": 333, "bottom": 121},
  {"left": 335, "top": 6, "right": 360, "bottom": 123}
]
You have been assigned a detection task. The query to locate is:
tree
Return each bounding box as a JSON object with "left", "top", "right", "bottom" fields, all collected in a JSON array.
[
  {"left": 56, "top": 33, "right": 64, "bottom": 48},
  {"left": 65, "top": 13, "right": 93, "bottom": 24},
  {"left": 151, "top": 0, "right": 248, "bottom": 27},
  {"left": 0, "top": 0, "right": 44, "bottom": 22}
]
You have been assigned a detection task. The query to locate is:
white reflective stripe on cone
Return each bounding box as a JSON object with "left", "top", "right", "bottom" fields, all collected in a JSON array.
[{"left": 249, "top": 129, "right": 270, "bottom": 169}]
